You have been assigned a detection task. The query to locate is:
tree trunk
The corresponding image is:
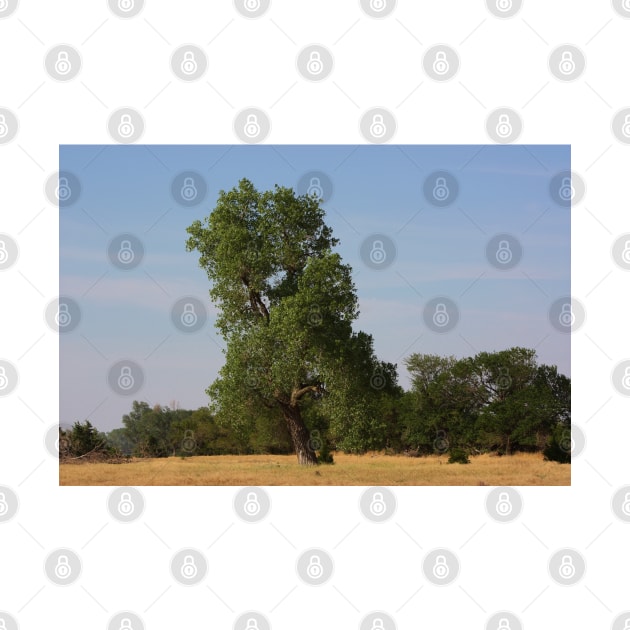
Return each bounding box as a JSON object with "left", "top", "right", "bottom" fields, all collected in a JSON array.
[{"left": 281, "top": 403, "right": 318, "bottom": 466}]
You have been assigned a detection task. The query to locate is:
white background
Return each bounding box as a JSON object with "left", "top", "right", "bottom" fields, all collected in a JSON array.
[{"left": 0, "top": 0, "right": 629, "bottom": 628}]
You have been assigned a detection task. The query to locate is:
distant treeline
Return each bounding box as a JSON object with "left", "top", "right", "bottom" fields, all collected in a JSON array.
[{"left": 60, "top": 348, "right": 571, "bottom": 464}]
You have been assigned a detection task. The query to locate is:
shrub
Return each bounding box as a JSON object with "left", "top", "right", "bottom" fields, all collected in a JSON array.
[
  {"left": 448, "top": 448, "right": 470, "bottom": 464},
  {"left": 317, "top": 439, "right": 334, "bottom": 465},
  {"left": 543, "top": 425, "right": 571, "bottom": 464}
]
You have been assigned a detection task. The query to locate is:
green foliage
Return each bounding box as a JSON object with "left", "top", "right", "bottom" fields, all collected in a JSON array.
[
  {"left": 448, "top": 448, "right": 470, "bottom": 464},
  {"left": 543, "top": 423, "right": 572, "bottom": 464},
  {"left": 317, "top": 438, "right": 335, "bottom": 464},
  {"left": 60, "top": 421, "right": 110, "bottom": 459},
  {"left": 186, "top": 178, "right": 393, "bottom": 464},
  {"left": 403, "top": 348, "right": 570, "bottom": 457},
  {"left": 113, "top": 401, "right": 248, "bottom": 457},
  {"left": 78, "top": 344, "right": 569, "bottom": 461}
]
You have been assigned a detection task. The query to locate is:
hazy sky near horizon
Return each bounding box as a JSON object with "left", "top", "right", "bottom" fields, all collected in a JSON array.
[{"left": 60, "top": 144, "right": 570, "bottom": 432}]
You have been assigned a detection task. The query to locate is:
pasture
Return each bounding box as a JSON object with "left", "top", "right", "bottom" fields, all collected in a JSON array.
[{"left": 59, "top": 452, "right": 570, "bottom": 486}]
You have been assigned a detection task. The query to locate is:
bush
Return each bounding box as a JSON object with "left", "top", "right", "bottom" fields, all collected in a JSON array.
[
  {"left": 448, "top": 448, "right": 470, "bottom": 464},
  {"left": 543, "top": 425, "right": 571, "bottom": 464},
  {"left": 317, "top": 438, "right": 334, "bottom": 464}
]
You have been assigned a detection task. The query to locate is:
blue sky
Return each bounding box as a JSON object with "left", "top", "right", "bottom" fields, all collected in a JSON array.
[{"left": 60, "top": 144, "right": 570, "bottom": 432}]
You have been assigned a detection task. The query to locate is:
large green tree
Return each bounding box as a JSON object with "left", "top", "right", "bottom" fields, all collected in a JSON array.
[{"left": 186, "top": 178, "right": 386, "bottom": 465}]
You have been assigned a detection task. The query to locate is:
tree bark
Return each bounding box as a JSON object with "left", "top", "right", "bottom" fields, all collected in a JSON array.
[{"left": 280, "top": 403, "right": 318, "bottom": 466}]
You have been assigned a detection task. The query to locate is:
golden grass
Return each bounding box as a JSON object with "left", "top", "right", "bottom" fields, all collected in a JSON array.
[{"left": 59, "top": 451, "right": 570, "bottom": 486}]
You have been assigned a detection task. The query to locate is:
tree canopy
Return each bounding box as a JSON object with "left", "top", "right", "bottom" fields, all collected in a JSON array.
[{"left": 186, "top": 178, "right": 391, "bottom": 464}]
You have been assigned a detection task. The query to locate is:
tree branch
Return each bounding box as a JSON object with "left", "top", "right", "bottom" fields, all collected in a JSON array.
[{"left": 291, "top": 384, "right": 321, "bottom": 405}]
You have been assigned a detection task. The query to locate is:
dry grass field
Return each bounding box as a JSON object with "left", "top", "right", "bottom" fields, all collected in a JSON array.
[{"left": 60, "top": 452, "right": 570, "bottom": 486}]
